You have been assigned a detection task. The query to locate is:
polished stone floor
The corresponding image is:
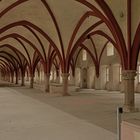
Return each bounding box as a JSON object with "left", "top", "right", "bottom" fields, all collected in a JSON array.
[{"left": 0, "top": 83, "right": 140, "bottom": 140}]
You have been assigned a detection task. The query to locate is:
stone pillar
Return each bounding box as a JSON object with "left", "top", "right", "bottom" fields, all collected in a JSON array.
[
  {"left": 44, "top": 73, "right": 50, "bottom": 92},
  {"left": 94, "top": 76, "right": 101, "bottom": 90},
  {"left": 10, "top": 71, "right": 14, "bottom": 83},
  {"left": 21, "top": 75, "right": 25, "bottom": 86},
  {"left": 61, "top": 73, "right": 70, "bottom": 96},
  {"left": 30, "top": 76, "right": 34, "bottom": 88},
  {"left": 15, "top": 71, "right": 18, "bottom": 84},
  {"left": 122, "top": 70, "right": 138, "bottom": 112},
  {"left": 11, "top": 75, "right": 14, "bottom": 83},
  {"left": 56, "top": 69, "right": 60, "bottom": 83},
  {"left": 26, "top": 71, "right": 29, "bottom": 81}
]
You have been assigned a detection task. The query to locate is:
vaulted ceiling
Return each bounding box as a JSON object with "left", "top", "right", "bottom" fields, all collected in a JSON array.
[{"left": 0, "top": 0, "right": 140, "bottom": 75}]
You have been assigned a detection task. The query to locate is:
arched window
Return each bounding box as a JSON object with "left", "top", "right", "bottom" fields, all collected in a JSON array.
[
  {"left": 82, "top": 49, "right": 87, "bottom": 61},
  {"left": 107, "top": 42, "right": 114, "bottom": 56}
]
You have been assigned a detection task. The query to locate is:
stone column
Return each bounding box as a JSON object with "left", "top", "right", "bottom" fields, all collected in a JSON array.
[
  {"left": 21, "top": 75, "right": 25, "bottom": 86},
  {"left": 10, "top": 71, "right": 14, "bottom": 83},
  {"left": 26, "top": 71, "right": 29, "bottom": 81},
  {"left": 11, "top": 75, "right": 14, "bottom": 83},
  {"left": 37, "top": 71, "right": 40, "bottom": 84},
  {"left": 94, "top": 76, "right": 101, "bottom": 90},
  {"left": 55, "top": 69, "right": 60, "bottom": 83},
  {"left": 61, "top": 73, "right": 70, "bottom": 96},
  {"left": 122, "top": 70, "right": 138, "bottom": 112},
  {"left": 15, "top": 71, "right": 18, "bottom": 84},
  {"left": 44, "top": 73, "right": 50, "bottom": 92},
  {"left": 29, "top": 76, "right": 34, "bottom": 88}
]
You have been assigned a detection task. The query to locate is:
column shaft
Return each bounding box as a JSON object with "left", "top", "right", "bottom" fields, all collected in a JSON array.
[
  {"left": 61, "top": 73, "right": 70, "bottom": 96},
  {"left": 122, "top": 70, "right": 138, "bottom": 112},
  {"left": 15, "top": 72, "right": 18, "bottom": 84},
  {"left": 11, "top": 75, "right": 14, "bottom": 83},
  {"left": 21, "top": 75, "right": 25, "bottom": 86},
  {"left": 44, "top": 73, "right": 50, "bottom": 92},
  {"left": 30, "top": 76, "right": 34, "bottom": 88}
]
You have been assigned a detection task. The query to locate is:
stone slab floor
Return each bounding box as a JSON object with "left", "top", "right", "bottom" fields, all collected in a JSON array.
[{"left": 0, "top": 84, "right": 140, "bottom": 140}]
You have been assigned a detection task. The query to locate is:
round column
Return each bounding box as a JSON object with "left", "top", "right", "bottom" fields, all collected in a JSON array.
[
  {"left": 61, "top": 73, "right": 70, "bottom": 96},
  {"left": 21, "top": 75, "right": 25, "bottom": 86},
  {"left": 44, "top": 73, "right": 50, "bottom": 92},
  {"left": 15, "top": 72, "right": 18, "bottom": 84},
  {"left": 122, "top": 70, "right": 138, "bottom": 112},
  {"left": 55, "top": 69, "right": 60, "bottom": 83},
  {"left": 30, "top": 76, "right": 34, "bottom": 88},
  {"left": 11, "top": 75, "right": 14, "bottom": 83}
]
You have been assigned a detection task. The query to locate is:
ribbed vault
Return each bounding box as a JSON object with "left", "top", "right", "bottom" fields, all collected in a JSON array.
[{"left": 0, "top": 0, "right": 140, "bottom": 84}]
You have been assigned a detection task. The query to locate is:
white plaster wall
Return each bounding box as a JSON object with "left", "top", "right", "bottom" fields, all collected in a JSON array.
[
  {"left": 112, "top": 64, "right": 121, "bottom": 91},
  {"left": 100, "top": 65, "right": 107, "bottom": 90},
  {"left": 106, "top": 64, "right": 120, "bottom": 91},
  {"left": 94, "top": 65, "right": 106, "bottom": 90},
  {"left": 75, "top": 68, "right": 81, "bottom": 87},
  {"left": 87, "top": 66, "right": 95, "bottom": 89}
]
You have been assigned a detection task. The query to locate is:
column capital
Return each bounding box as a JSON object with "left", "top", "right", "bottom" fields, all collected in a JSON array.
[{"left": 122, "top": 70, "right": 137, "bottom": 80}]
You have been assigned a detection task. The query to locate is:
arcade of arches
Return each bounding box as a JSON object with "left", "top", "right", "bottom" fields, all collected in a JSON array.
[{"left": 0, "top": 0, "right": 140, "bottom": 115}]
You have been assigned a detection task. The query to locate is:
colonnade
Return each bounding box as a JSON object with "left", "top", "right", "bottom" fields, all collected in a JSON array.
[{"left": 0, "top": 68, "right": 138, "bottom": 112}]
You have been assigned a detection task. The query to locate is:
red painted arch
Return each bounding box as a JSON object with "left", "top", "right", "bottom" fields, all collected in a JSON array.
[
  {"left": 0, "top": 20, "right": 63, "bottom": 71},
  {"left": 76, "top": 0, "right": 128, "bottom": 69},
  {"left": 131, "top": 24, "right": 140, "bottom": 69},
  {"left": 67, "top": 20, "right": 103, "bottom": 72}
]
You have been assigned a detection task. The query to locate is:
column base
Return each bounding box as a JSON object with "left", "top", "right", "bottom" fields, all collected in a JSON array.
[{"left": 123, "top": 105, "right": 139, "bottom": 112}]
